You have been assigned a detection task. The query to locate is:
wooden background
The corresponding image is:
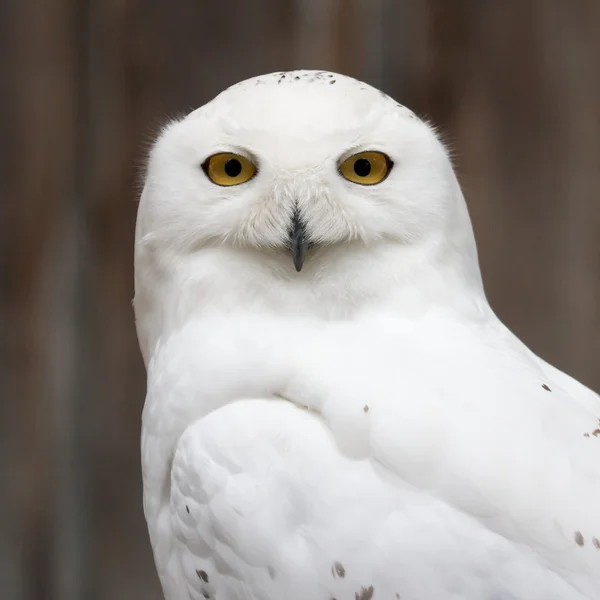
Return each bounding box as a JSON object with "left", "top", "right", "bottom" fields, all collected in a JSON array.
[{"left": 2, "top": 1, "right": 599, "bottom": 599}]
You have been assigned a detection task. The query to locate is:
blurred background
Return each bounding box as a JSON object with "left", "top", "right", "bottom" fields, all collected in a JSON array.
[{"left": 1, "top": 1, "right": 599, "bottom": 599}]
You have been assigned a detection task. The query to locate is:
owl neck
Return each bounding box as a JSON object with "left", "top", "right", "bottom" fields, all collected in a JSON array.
[{"left": 134, "top": 230, "right": 488, "bottom": 367}]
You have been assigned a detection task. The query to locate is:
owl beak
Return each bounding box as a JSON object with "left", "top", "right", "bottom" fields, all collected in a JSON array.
[{"left": 289, "top": 211, "right": 308, "bottom": 272}]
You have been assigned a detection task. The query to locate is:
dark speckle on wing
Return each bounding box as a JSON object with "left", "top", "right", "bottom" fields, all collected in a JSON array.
[
  {"left": 196, "top": 569, "right": 209, "bottom": 583},
  {"left": 583, "top": 419, "right": 600, "bottom": 438},
  {"left": 355, "top": 585, "right": 374, "bottom": 600},
  {"left": 574, "top": 531, "right": 585, "bottom": 546},
  {"left": 332, "top": 562, "right": 345, "bottom": 578}
]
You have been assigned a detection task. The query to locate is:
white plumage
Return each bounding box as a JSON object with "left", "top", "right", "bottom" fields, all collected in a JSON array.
[{"left": 134, "top": 70, "right": 600, "bottom": 600}]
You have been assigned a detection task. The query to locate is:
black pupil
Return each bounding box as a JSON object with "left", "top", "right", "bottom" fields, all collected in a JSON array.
[
  {"left": 224, "top": 159, "right": 242, "bottom": 178},
  {"left": 353, "top": 158, "right": 371, "bottom": 177}
]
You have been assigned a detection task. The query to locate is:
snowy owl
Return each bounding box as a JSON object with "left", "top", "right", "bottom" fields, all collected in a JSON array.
[{"left": 134, "top": 70, "right": 600, "bottom": 600}]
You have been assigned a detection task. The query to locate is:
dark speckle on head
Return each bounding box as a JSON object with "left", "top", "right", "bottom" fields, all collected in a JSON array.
[
  {"left": 332, "top": 562, "right": 345, "bottom": 578},
  {"left": 219, "top": 71, "right": 408, "bottom": 119},
  {"left": 542, "top": 383, "right": 551, "bottom": 391},
  {"left": 355, "top": 586, "right": 374, "bottom": 600},
  {"left": 574, "top": 531, "right": 584, "bottom": 546}
]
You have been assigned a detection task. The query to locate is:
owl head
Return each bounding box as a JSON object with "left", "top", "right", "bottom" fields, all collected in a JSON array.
[{"left": 134, "top": 71, "right": 484, "bottom": 361}]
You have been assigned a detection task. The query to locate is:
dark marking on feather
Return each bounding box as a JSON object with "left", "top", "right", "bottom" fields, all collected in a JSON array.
[
  {"left": 363, "top": 405, "right": 369, "bottom": 413},
  {"left": 541, "top": 383, "right": 551, "bottom": 391},
  {"left": 186, "top": 505, "right": 190, "bottom": 514},
  {"left": 574, "top": 531, "right": 585, "bottom": 546},
  {"left": 583, "top": 420, "right": 600, "bottom": 437},
  {"left": 592, "top": 537, "right": 600, "bottom": 549},
  {"left": 196, "top": 570, "right": 209, "bottom": 583},
  {"left": 355, "top": 586, "right": 374, "bottom": 600},
  {"left": 332, "top": 562, "right": 345, "bottom": 578}
]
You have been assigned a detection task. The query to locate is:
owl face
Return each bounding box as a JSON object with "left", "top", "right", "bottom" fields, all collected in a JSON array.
[{"left": 137, "top": 71, "right": 457, "bottom": 272}]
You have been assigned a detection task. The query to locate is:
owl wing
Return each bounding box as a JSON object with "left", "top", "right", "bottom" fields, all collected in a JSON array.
[{"left": 166, "top": 397, "right": 592, "bottom": 600}]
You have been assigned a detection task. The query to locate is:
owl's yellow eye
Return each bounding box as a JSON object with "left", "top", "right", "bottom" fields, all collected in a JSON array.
[
  {"left": 339, "top": 151, "right": 392, "bottom": 185},
  {"left": 203, "top": 153, "right": 257, "bottom": 186}
]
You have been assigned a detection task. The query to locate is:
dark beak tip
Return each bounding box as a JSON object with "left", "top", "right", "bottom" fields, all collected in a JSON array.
[{"left": 290, "top": 211, "right": 308, "bottom": 273}]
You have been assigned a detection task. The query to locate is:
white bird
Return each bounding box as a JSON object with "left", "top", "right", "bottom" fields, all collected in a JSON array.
[{"left": 134, "top": 70, "right": 600, "bottom": 600}]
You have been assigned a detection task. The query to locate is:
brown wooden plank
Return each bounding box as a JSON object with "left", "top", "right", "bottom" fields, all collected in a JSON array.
[{"left": 2, "top": 0, "right": 80, "bottom": 598}]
